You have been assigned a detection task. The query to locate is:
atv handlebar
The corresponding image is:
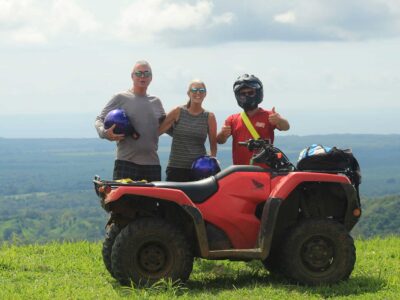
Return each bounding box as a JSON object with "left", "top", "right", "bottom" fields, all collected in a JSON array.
[
  {"left": 238, "top": 139, "right": 272, "bottom": 151},
  {"left": 239, "top": 139, "right": 295, "bottom": 171}
]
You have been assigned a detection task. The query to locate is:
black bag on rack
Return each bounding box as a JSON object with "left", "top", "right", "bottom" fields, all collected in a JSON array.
[{"left": 297, "top": 144, "right": 361, "bottom": 186}]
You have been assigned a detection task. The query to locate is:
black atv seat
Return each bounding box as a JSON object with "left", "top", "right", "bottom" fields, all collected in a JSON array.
[
  {"left": 154, "top": 176, "right": 218, "bottom": 203},
  {"left": 214, "top": 165, "right": 267, "bottom": 180},
  {"left": 153, "top": 166, "right": 268, "bottom": 203}
]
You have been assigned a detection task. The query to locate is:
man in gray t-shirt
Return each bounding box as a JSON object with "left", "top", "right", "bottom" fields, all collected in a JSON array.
[{"left": 95, "top": 60, "right": 166, "bottom": 181}]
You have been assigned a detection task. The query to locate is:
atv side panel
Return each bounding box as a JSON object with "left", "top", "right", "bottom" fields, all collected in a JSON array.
[{"left": 197, "top": 171, "right": 271, "bottom": 249}]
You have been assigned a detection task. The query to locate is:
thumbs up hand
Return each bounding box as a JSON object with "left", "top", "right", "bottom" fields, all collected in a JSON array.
[
  {"left": 220, "top": 121, "right": 232, "bottom": 138},
  {"left": 217, "top": 120, "right": 232, "bottom": 144},
  {"left": 268, "top": 106, "right": 281, "bottom": 125}
]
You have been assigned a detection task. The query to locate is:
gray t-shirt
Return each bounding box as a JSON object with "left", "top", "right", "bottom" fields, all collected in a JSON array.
[{"left": 95, "top": 90, "right": 165, "bottom": 165}]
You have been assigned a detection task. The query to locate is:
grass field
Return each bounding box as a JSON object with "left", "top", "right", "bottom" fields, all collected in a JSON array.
[{"left": 0, "top": 237, "right": 399, "bottom": 299}]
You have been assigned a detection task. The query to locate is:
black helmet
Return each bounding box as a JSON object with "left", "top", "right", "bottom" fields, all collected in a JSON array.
[{"left": 233, "top": 74, "right": 263, "bottom": 111}]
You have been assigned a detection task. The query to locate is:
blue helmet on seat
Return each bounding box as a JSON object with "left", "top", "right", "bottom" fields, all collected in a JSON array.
[
  {"left": 191, "top": 155, "right": 221, "bottom": 180},
  {"left": 104, "top": 108, "right": 138, "bottom": 137}
]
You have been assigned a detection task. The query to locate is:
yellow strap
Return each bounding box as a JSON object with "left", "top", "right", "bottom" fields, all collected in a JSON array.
[
  {"left": 115, "top": 178, "right": 148, "bottom": 184},
  {"left": 241, "top": 112, "right": 260, "bottom": 140}
]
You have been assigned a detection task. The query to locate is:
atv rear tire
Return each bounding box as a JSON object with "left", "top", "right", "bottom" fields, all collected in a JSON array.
[
  {"left": 102, "top": 223, "right": 121, "bottom": 278},
  {"left": 281, "top": 219, "right": 355, "bottom": 285},
  {"left": 111, "top": 218, "right": 193, "bottom": 286}
]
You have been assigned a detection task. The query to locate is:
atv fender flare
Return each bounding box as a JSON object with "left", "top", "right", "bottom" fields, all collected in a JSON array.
[
  {"left": 104, "top": 186, "right": 196, "bottom": 207},
  {"left": 271, "top": 172, "right": 360, "bottom": 231},
  {"left": 341, "top": 183, "right": 361, "bottom": 230},
  {"left": 270, "top": 172, "right": 351, "bottom": 200}
]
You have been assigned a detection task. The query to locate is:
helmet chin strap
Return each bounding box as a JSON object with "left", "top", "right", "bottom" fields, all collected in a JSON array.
[
  {"left": 243, "top": 105, "right": 258, "bottom": 112},
  {"left": 241, "top": 97, "right": 259, "bottom": 111}
]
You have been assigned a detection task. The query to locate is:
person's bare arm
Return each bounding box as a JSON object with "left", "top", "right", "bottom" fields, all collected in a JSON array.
[
  {"left": 159, "top": 107, "right": 180, "bottom": 135},
  {"left": 208, "top": 112, "right": 218, "bottom": 156}
]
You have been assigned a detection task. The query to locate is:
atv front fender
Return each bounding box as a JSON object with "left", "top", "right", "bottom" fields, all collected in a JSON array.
[
  {"left": 270, "top": 172, "right": 351, "bottom": 199},
  {"left": 270, "top": 172, "right": 360, "bottom": 232}
]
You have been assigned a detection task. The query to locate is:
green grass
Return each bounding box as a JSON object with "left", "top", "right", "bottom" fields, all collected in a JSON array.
[{"left": 0, "top": 237, "right": 399, "bottom": 299}]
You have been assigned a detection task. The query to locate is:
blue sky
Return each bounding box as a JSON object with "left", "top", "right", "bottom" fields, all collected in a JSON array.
[{"left": 1, "top": 0, "right": 399, "bottom": 137}]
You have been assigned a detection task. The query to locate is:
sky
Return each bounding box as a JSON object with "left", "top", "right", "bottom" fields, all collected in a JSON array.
[{"left": 1, "top": 0, "right": 399, "bottom": 138}]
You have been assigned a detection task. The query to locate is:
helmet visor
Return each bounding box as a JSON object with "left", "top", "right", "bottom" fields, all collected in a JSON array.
[
  {"left": 238, "top": 88, "right": 256, "bottom": 98},
  {"left": 234, "top": 81, "right": 262, "bottom": 92}
]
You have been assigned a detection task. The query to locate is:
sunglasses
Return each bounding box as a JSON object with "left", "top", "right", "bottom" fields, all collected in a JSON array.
[
  {"left": 134, "top": 70, "right": 152, "bottom": 78},
  {"left": 190, "top": 87, "right": 206, "bottom": 93},
  {"left": 239, "top": 89, "right": 256, "bottom": 97}
]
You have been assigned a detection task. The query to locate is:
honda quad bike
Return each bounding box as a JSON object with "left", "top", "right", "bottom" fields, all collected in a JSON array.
[{"left": 93, "top": 139, "right": 362, "bottom": 286}]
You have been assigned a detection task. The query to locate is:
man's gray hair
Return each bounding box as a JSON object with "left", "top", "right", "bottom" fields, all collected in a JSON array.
[{"left": 133, "top": 60, "right": 152, "bottom": 72}]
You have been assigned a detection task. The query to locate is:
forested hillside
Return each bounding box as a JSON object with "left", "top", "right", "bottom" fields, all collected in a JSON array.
[
  {"left": 1, "top": 191, "right": 397, "bottom": 244},
  {"left": 0, "top": 191, "right": 106, "bottom": 244},
  {"left": 0, "top": 134, "right": 399, "bottom": 244},
  {"left": 352, "top": 194, "right": 400, "bottom": 237},
  {"left": 1, "top": 134, "right": 399, "bottom": 196}
]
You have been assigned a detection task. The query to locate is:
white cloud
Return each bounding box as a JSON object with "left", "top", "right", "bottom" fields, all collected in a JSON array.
[
  {"left": 2, "top": 0, "right": 399, "bottom": 47},
  {"left": 115, "top": 0, "right": 233, "bottom": 42},
  {"left": 0, "top": 0, "right": 35, "bottom": 23},
  {"left": 11, "top": 28, "right": 47, "bottom": 44},
  {"left": 48, "top": 0, "right": 100, "bottom": 34},
  {"left": 206, "top": 0, "right": 400, "bottom": 44},
  {"left": 110, "top": 0, "right": 400, "bottom": 46},
  {"left": 274, "top": 11, "right": 296, "bottom": 24},
  {"left": 286, "top": 0, "right": 400, "bottom": 39},
  {"left": 0, "top": 0, "right": 100, "bottom": 45},
  {"left": 211, "top": 12, "right": 235, "bottom": 26}
]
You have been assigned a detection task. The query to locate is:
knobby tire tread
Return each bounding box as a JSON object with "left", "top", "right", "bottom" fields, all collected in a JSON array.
[
  {"left": 281, "top": 218, "right": 355, "bottom": 285},
  {"left": 111, "top": 218, "right": 193, "bottom": 286}
]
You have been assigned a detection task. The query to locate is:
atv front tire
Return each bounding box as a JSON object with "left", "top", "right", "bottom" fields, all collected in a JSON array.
[
  {"left": 281, "top": 219, "right": 355, "bottom": 285},
  {"left": 111, "top": 218, "right": 193, "bottom": 286},
  {"left": 262, "top": 250, "right": 282, "bottom": 275},
  {"left": 102, "top": 223, "right": 121, "bottom": 278}
]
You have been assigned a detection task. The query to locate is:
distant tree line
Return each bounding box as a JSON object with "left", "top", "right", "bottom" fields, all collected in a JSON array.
[
  {"left": 0, "top": 191, "right": 107, "bottom": 244},
  {"left": 0, "top": 190, "right": 398, "bottom": 244},
  {"left": 352, "top": 195, "right": 400, "bottom": 238},
  {"left": 0, "top": 135, "right": 399, "bottom": 243}
]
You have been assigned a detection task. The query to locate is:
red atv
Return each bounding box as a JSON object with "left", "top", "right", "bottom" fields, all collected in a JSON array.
[{"left": 94, "top": 139, "right": 361, "bottom": 286}]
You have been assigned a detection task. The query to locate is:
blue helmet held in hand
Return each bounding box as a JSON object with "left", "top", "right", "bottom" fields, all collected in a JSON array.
[
  {"left": 104, "top": 108, "right": 139, "bottom": 138},
  {"left": 191, "top": 155, "right": 221, "bottom": 180}
]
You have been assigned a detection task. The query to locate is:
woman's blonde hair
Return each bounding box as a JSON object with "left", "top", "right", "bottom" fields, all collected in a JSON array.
[{"left": 186, "top": 79, "right": 206, "bottom": 108}]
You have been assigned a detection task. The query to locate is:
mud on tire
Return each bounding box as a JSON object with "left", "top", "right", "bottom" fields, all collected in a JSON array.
[
  {"left": 111, "top": 218, "right": 194, "bottom": 286},
  {"left": 281, "top": 219, "right": 355, "bottom": 285},
  {"left": 102, "top": 223, "right": 121, "bottom": 278}
]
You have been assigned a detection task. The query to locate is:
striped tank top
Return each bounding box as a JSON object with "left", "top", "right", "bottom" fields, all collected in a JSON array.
[{"left": 168, "top": 106, "right": 209, "bottom": 169}]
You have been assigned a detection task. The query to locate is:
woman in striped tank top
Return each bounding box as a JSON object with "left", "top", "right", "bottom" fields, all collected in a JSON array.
[{"left": 159, "top": 79, "right": 217, "bottom": 181}]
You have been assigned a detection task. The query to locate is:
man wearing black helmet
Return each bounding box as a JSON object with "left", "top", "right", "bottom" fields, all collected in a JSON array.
[{"left": 217, "top": 74, "right": 290, "bottom": 165}]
